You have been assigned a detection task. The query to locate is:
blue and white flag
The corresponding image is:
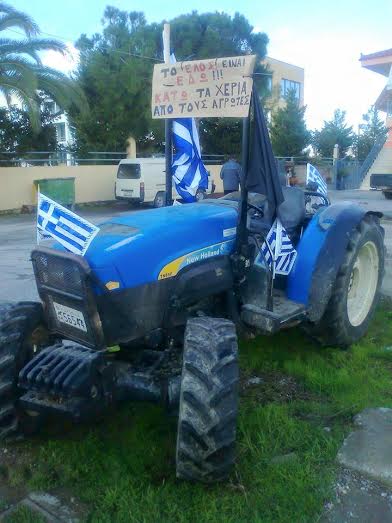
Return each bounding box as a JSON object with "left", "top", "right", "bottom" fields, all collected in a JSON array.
[
  {"left": 172, "top": 118, "right": 209, "bottom": 202},
  {"left": 260, "top": 219, "right": 297, "bottom": 276},
  {"left": 170, "top": 53, "right": 208, "bottom": 203},
  {"left": 306, "top": 163, "right": 328, "bottom": 196},
  {"left": 37, "top": 193, "right": 99, "bottom": 256}
]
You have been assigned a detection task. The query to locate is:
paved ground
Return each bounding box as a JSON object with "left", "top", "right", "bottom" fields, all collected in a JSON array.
[
  {"left": 0, "top": 190, "right": 391, "bottom": 302},
  {"left": 323, "top": 408, "right": 392, "bottom": 523}
]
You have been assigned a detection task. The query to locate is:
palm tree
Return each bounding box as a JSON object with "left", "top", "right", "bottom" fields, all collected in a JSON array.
[{"left": 0, "top": 2, "right": 86, "bottom": 129}]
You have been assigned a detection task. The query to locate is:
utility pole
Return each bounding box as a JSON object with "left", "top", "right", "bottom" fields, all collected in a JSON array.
[{"left": 163, "top": 23, "right": 172, "bottom": 206}]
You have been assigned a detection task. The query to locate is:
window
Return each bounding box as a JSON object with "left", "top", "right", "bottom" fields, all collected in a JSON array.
[
  {"left": 55, "top": 123, "right": 66, "bottom": 142},
  {"left": 117, "top": 163, "right": 141, "bottom": 179},
  {"left": 266, "top": 75, "right": 272, "bottom": 93},
  {"left": 280, "top": 78, "right": 301, "bottom": 100}
]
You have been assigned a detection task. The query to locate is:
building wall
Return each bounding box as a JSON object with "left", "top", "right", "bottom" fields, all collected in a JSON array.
[
  {"left": 262, "top": 56, "right": 305, "bottom": 112},
  {"left": 0, "top": 164, "right": 223, "bottom": 213}
]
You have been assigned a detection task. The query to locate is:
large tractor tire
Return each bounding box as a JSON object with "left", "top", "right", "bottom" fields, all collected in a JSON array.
[
  {"left": 0, "top": 302, "right": 50, "bottom": 439},
  {"left": 176, "top": 317, "right": 239, "bottom": 483},
  {"left": 306, "top": 215, "right": 385, "bottom": 347}
]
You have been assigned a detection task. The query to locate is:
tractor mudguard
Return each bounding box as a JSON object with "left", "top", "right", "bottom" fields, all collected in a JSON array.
[{"left": 286, "top": 202, "right": 382, "bottom": 322}]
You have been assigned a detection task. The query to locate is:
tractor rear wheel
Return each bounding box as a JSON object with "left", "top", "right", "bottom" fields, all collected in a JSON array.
[
  {"left": 0, "top": 302, "right": 51, "bottom": 439},
  {"left": 176, "top": 317, "right": 239, "bottom": 483},
  {"left": 306, "top": 215, "right": 384, "bottom": 347}
]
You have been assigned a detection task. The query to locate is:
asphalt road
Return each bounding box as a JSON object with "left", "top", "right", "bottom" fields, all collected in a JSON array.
[{"left": 0, "top": 190, "right": 391, "bottom": 303}]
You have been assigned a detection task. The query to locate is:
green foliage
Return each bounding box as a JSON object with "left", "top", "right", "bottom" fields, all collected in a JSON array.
[
  {"left": 70, "top": 8, "right": 268, "bottom": 155},
  {"left": 0, "top": 2, "right": 86, "bottom": 130},
  {"left": 355, "top": 106, "right": 388, "bottom": 161},
  {"left": 312, "top": 109, "right": 354, "bottom": 158},
  {"left": 0, "top": 102, "right": 57, "bottom": 164},
  {"left": 199, "top": 118, "right": 241, "bottom": 157},
  {"left": 270, "top": 89, "right": 310, "bottom": 157},
  {"left": 5, "top": 305, "right": 391, "bottom": 523}
]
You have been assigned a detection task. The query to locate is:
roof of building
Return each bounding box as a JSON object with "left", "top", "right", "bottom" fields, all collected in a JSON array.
[
  {"left": 360, "top": 48, "right": 392, "bottom": 76},
  {"left": 264, "top": 56, "right": 304, "bottom": 70},
  {"left": 360, "top": 48, "right": 392, "bottom": 61}
]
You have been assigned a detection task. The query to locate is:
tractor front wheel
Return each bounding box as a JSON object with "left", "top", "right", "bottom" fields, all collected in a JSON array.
[
  {"left": 0, "top": 302, "right": 50, "bottom": 439},
  {"left": 307, "top": 215, "right": 384, "bottom": 347},
  {"left": 176, "top": 317, "right": 239, "bottom": 483}
]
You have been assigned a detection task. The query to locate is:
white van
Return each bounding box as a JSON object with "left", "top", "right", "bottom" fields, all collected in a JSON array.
[{"left": 115, "top": 158, "right": 215, "bottom": 207}]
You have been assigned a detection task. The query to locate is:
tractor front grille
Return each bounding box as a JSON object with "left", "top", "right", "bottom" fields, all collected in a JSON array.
[{"left": 31, "top": 247, "right": 105, "bottom": 349}]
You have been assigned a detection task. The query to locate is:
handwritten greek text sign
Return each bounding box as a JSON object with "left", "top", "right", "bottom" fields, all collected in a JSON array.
[{"left": 151, "top": 55, "right": 256, "bottom": 119}]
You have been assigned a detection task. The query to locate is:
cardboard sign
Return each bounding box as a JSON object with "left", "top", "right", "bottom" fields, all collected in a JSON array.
[{"left": 151, "top": 55, "right": 256, "bottom": 119}]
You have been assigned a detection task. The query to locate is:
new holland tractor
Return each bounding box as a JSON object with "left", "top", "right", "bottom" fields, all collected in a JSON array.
[{"left": 0, "top": 98, "right": 385, "bottom": 484}]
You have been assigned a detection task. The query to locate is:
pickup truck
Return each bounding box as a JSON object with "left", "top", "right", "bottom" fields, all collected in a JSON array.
[{"left": 370, "top": 173, "right": 392, "bottom": 200}]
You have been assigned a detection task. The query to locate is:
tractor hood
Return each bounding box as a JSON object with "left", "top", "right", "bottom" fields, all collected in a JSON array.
[{"left": 84, "top": 202, "right": 238, "bottom": 291}]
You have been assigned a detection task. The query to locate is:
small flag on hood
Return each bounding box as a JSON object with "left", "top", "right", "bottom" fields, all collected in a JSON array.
[{"left": 37, "top": 193, "right": 99, "bottom": 256}]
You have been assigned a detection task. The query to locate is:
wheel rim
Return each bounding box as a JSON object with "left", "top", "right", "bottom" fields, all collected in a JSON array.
[
  {"left": 347, "top": 241, "right": 379, "bottom": 327},
  {"left": 196, "top": 191, "right": 205, "bottom": 201}
]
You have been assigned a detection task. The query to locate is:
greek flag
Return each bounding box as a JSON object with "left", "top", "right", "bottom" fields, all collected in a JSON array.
[
  {"left": 169, "top": 54, "right": 208, "bottom": 202},
  {"left": 260, "top": 219, "right": 297, "bottom": 276},
  {"left": 37, "top": 193, "right": 99, "bottom": 256},
  {"left": 306, "top": 163, "right": 328, "bottom": 196},
  {"left": 172, "top": 119, "right": 208, "bottom": 202}
]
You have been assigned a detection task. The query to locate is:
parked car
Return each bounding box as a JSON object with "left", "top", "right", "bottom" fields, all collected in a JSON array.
[
  {"left": 370, "top": 173, "right": 392, "bottom": 200},
  {"left": 115, "top": 158, "right": 215, "bottom": 207}
]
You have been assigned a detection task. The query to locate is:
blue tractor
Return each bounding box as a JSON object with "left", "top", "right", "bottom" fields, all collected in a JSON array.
[{"left": 0, "top": 101, "right": 385, "bottom": 483}]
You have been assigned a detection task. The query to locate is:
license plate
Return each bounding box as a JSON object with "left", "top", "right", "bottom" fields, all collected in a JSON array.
[
  {"left": 53, "top": 302, "right": 87, "bottom": 332},
  {"left": 122, "top": 189, "right": 133, "bottom": 195}
]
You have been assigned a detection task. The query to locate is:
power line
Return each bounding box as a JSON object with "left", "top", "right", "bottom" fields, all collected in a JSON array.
[{"left": 6, "top": 28, "right": 163, "bottom": 63}]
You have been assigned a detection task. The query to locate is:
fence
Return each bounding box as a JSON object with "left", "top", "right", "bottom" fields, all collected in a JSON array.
[{"left": 0, "top": 151, "right": 226, "bottom": 167}]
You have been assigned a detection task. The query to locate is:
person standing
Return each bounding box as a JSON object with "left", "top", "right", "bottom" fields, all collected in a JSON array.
[{"left": 220, "top": 158, "right": 242, "bottom": 195}]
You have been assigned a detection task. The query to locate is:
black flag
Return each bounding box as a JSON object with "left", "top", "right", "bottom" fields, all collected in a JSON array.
[{"left": 246, "top": 88, "right": 284, "bottom": 220}]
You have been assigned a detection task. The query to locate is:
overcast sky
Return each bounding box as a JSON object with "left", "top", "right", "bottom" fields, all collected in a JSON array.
[{"left": 9, "top": 0, "right": 392, "bottom": 130}]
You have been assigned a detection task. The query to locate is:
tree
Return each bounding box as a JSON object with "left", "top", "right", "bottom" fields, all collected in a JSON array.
[
  {"left": 0, "top": 2, "right": 85, "bottom": 129},
  {"left": 312, "top": 109, "right": 354, "bottom": 158},
  {"left": 70, "top": 8, "right": 269, "bottom": 155},
  {"left": 355, "top": 106, "right": 388, "bottom": 161},
  {"left": 0, "top": 102, "right": 57, "bottom": 164},
  {"left": 269, "top": 89, "right": 310, "bottom": 157}
]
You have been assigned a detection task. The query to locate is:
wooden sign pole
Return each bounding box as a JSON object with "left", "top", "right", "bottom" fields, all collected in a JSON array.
[{"left": 163, "top": 23, "right": 172, "bottom": 206}]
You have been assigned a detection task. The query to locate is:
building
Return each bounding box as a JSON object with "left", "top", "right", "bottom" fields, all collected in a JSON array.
[
  {"left": 42, "top": 98, "right": 73, "bottom": 148},
  {"left": 360, "top": 48, "right": 392, "bottom": 188},
  {"left": 262, "top": 56, "right": 305, "bottom": 117}
]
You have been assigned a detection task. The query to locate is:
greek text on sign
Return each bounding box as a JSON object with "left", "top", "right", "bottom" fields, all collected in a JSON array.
[{"left": 152, "top": 55, "right": 256, "bottom": 119}]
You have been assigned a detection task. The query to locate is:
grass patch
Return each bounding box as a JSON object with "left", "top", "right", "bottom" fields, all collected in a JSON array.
[
  {"left": 6, "top": 307, "right": 392, "bottom": 522},
  {"left": 3, "top": 505, "right": 45, "bottom": 523}
]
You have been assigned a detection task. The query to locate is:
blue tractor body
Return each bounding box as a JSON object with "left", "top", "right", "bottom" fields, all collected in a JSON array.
[
  {"left": 34, "top": 193, "right": 381, "bottom": 352},
  {"left": 84, "top": 202, "right": 238, "bottom": 291}
]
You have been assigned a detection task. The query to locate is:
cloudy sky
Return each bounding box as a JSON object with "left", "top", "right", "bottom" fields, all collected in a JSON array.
[{"left": 8, "top": 0, "right": 392, "bottom": 130}]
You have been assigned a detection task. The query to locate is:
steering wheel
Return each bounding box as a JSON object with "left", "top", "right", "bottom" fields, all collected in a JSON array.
[{"left": 247, "top": 201, "right": 265, "bottom": 216}]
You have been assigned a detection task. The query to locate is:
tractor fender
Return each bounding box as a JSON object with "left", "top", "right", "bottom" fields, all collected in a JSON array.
[{"left": 286, "top": 202, "right": 382, "bottom": 322}]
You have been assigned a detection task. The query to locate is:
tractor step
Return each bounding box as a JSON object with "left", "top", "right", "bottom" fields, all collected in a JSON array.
[{"left": 241, "top": 294, "right": 306, "bottom": 333}]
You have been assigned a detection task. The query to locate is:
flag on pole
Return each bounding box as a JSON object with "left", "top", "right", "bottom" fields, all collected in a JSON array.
[
  {"left": 246, "top": 86, "right": 284, "bottom": 220},
  {"left": 169, "top": 53, "right": 208, "bottom": 203},
  {"left": 306, "top": 163, "right": 328, "bottom": 196},
  {"left": 37, "top": 193, "right": 99, "bottom": 256},
  {"left": 260, "top": 219, "right": 297, "bottom": 276},
  {"left": 172, "top": 118, "right": 208, "bottom": 202}
]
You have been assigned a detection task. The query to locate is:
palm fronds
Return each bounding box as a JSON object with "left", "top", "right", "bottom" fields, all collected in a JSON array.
[{"left": 0, "top": 3, "right": 86, "bottom": 131}]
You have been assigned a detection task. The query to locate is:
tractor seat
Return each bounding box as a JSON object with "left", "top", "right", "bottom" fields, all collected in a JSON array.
[{"left": 247, "top": 186, "right": 306, "bottom": 237}]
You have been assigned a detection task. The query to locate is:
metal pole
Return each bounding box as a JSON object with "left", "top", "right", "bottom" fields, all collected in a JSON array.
[
  {"left": 236, "top": 115, "right": 250, "bottom": 254},
  {"left": 163, "top": 23, "right": 172, "bottom": 206}
]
